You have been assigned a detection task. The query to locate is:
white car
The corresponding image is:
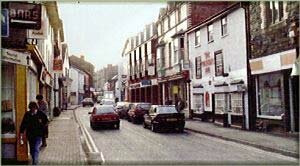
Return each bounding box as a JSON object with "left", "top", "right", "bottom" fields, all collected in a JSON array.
[{"left": 101, "top": 99, "right": 116, "bottom": 106}]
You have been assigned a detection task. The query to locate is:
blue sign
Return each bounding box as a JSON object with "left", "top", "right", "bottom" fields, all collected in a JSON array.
[
  {"left": 2, "top": 9, "right": 9, "bottom": 37},
  {"left": 141, "top": 80, "right": 151, "bottom": 87}
]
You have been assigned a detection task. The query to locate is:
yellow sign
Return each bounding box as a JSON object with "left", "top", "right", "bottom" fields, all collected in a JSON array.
[{"left": 172, "top": 86, "right": 179, "bottom": 94}]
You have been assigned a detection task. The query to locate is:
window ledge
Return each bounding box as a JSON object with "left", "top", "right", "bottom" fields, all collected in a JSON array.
[
  {"left": 208, "top": 40, "right": 214, "bottom": 44},
  {"left": 195, "top": 44, "right": 201, "bottom": 48},
  {"left": 221, "top": 34, "right": 228, "bottom": 38}
]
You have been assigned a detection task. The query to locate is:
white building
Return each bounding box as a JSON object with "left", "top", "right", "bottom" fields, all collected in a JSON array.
[
  {"left": 187, "top": 3, "right": 249, "bottom": 129},
  {"left": 69, "top": 66, "right": 85, "bottom": 105}
]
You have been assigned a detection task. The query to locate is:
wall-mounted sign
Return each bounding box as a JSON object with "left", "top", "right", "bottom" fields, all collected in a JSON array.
[
  {"left": 1, "top": 49, "right": 29, "bottom": 66},
  {"left": 141, "top": 80, "right": 151, "bottom": 87},
  {"left": 2, "top": 9, "right": 9, "bottom": 37},
  {"left": 172, "top": 86, "right": 179, "bottom": 94},
  {"left": 8, "top": 2, "right": 41, "bottom": 30},
  {"left": 202, "top": 51, "right": 214, "bottom": 74},
  {"left": 53, "top": 59, "right": 63, "bottom": 73},
  {"left": 28, "top": 19, "right": 47, "bottom": 39}
]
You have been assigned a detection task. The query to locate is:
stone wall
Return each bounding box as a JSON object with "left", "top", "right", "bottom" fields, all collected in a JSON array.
[{"left": 249, "top": 2, "right": 299, "bottom": 58}]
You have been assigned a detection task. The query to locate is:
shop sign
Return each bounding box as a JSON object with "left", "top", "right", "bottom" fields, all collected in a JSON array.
[
  {"left": 2, "top": 9, "right": 9, "bottom": 37},
  {"left": 141, "top": 80, "right": 151, "bottom": 87},
  {"left": 202, "top": 51, "right": 214, "bottom": 75},
  {"left": 148, "top": 66, "right": 155, "bottom": 76},
  {"left": 1, "top": 49, "right": 29, "bottom": 66},
  {"left": 151, "top": 79, "right": 158, "bottom": 85},
  {"left": 8, "top": 2, "right": 41, "bottom": 30},
  {"left": 28, "top": 19, "right": 47, "bottom": 39},
  {"left": 53, "top": 59, "right": 63, "bottom": 73}
]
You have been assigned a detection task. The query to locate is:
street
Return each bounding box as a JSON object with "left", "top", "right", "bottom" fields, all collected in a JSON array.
[{"left": 76, "top": 106, "right": 297, "bottom": 165}]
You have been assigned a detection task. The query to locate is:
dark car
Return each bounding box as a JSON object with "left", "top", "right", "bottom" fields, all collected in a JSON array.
[
  {"left": 82, "top": 98, "right": 94, "bottom": 107},
  {"left": 115, "top": 102, "right": 129, "bottom": 119},
  {"left": 127, "top": 103, "right": 151, "bottom": 123},
  {"left": 143, "top": 105, "right": 185, "bottom": 132},
  {"left": 89, "top": 105, "right": 120, "bottom": 130}
]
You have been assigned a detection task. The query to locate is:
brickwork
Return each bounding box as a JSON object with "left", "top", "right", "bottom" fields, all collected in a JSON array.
[
  {"left": 249, "top": 2, "right": 299, "bottom": 58},
  {"left": 39, "top": 110, "right": 86, "bottom": 165}
]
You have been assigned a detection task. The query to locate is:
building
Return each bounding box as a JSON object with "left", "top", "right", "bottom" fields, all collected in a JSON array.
[
  {"left": 187, "top": 2, "right": 249, "bottom": 129},
  {"left": 123, "top": 22, "right": 159, "bottom": 104},
  {"left": 248, "top": 1, "right": 299, "bottom": 132},
  {"left": 1, "top": 1, "right": 64, "bottom": 163},
  {"left": 94, "top": 64, "right": 118, "bottom": 92},
  {"left": 69, "top": 65, "right": 85, "bottom": 105},
  {"left": 156, "top": 2, "right": 233, "bottom": 115}
]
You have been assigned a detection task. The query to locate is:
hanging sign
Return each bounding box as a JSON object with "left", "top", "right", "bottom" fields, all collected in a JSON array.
[
  {"left": 53, "top": 59, "right": 63, "bottom": 73},
  {"left": 8, "top": 2, "right": 42, "bottom": 30},
  {"left": 1, "top": 49, "right": 29, "bottom": 66}
]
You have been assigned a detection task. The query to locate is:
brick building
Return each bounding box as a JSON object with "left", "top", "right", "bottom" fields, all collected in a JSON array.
[{"left": 248, "top": 1, "right": 299, "bottom": 132}]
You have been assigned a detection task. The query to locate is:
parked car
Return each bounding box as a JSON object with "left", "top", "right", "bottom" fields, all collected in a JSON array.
[
  {"left": 127, "top": 102, "right": 151, "bottom": 123},
  {"left": 100, "top": 99, "right": 116, "bottom": 106},
  {"left": 89, "top": 105, "right": 120, "bottom": 130},
  {"left": 82, "top": 98, "right": 94, "bottom": 107},
  {"left": 115, "top": 102, "right": 129, "bottom": 119},
  {"left": 143, "top": 105, "right": 185, "bottom": 132},
  {"left": 96, "top": 96, "right": 103, "bottom": 103}
]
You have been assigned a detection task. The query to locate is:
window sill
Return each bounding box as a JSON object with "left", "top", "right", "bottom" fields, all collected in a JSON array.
[
  {"left": 195, "top": 44, "right": 201, "bottom": 48},
  {"left": 208, "top": 40, "right": 214, "bottom": 44},
  {"left": 221, "top": 34, "right": 228, "bottom": 38}
]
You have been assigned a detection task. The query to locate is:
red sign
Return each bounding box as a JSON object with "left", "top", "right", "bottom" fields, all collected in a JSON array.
[{"left": 53, "top": 59, "right": 63, "bottom": 73}]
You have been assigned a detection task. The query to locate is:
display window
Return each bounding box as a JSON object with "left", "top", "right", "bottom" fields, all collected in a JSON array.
[
  {"left": 230, "top": 93, "right": 244, "bottom": 115},
  {"left": 1, "top": 62, "right": 16, "bottom": 138},
  {"left": 258, "top": 72, "right": 285, "bottom": 118},
  {"left": 193, "top": 94, "right": 204, "bottom": 114},
  {"left": 215, "top": 93, "right": 226, "bottom": 114}
]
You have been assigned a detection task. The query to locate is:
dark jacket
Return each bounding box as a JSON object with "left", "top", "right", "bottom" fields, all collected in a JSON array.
[{"left": 20, "top": 111, "right": 48, "bottom": 140}]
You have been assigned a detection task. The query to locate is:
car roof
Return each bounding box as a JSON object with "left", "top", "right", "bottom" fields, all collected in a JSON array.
[{"left": 134, "top": 102, "right": 151, "bottom": 105}]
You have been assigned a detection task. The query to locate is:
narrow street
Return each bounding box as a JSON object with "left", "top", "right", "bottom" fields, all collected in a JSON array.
[{"left": 76, "top": 106, "right": 297, "bottom": 165}]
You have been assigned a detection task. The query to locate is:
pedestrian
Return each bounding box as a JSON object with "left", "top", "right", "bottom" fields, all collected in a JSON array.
[
  {"left": 20, "top": 102, "right": 48, "bottom": 165},
  {"left": 36, "top": 94, "right": 49, "bottom": 147},
  {"left": 176, "top": 98, "right": 186, "bottom": 113}
]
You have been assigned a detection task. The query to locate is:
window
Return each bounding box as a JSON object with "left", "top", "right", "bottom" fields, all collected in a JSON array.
[
  {"left": 177, "top": 8, "right": 181, "bottom": 22},
  {"left": 207, "top": 24, "right": 214, "bottom": 42},
  {"left": 214, "top": 51, "right": 224, "bottom": 76},
  {"left": 180, "top": 38, "right": 184, "bottom": 49},
  {"left": 173, "top": 40, "right": 178, "bottom": 64},
  {"left": 230, "top": 93, "right": 243, "bottom": 115},
  {"left": 221, "top": 17, "right": 228, "bottom": 36},
  {"left": 215, "top": 93, "right": 226, "bottom": 114},
  {"left": 270, "top": 1, "right": 284, "bottom": 24},
  {"left": 195, "top": 56, "right": 202, "bottom": 79},
  {"left": 195, "top": 29, "right": 200, "bottom": 46},
  {"left": 258, "top": 73, "right": 285, "bottom": 118},
  {"left": 193, "top": 94, "right": 204, "bottom": 114},
  {"left": 168, "top": 43, "right": 172, "bottom": 67}
]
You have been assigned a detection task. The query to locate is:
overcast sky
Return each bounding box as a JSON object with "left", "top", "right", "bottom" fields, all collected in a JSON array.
[{"left": 58, "top": 2, "right": 165, "bottom": 71}]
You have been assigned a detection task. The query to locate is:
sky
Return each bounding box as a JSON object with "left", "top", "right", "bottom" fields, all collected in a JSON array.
[{"left": 58, "top": 2, "right": 165, "bottom": 71}]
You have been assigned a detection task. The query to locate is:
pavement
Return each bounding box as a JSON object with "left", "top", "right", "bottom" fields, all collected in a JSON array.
[
  {"left": 39, "top": 105, "right": 86, "bottom": 165},
  {"left": 185, "top": 118, "right": 299, "bottom": 158}
]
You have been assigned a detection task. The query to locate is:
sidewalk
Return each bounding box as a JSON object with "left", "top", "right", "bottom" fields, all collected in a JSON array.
[
  {"left": 39, "top": 107, "right": 86, "bottom": 165},
  {"left": 185, "top": 119, "right": 299, "bottom": 158}
]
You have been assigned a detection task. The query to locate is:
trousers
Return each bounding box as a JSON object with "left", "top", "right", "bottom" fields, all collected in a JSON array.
[{"left": 28, "top": 137, "right": 42, "bottom": 165}]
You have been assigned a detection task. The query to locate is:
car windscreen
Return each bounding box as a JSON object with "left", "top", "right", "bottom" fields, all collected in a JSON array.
[
  {"left": 137, "top": 104, "right": 151, "bottom": 110},
  {"left": 96, "top": 107, "right": 115, "bottom": 114},
  {"left": 157, "top": 107, "right": 178, "bottom": 114}
]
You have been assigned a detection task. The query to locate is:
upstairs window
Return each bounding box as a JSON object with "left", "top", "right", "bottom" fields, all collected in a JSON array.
[
  {"left": 214, "top": 50, "right": 224, "bottom": 76},
  {"left": 180, "top": 37, "right": 184, "bottom": 49},
  {"left": 195, "top": 56, "right": 202, "bottom": 79},
  {"left": 221, "top": 17, "right": 228, "bottom": 36},
  {"left": 207, "top": 24, "right": 214, "bottom": 42},
  {"left": 195, "top": 29, "right": 200, "bottom": 46},
  {"left": 168, "top": 43, "right": 172, "bottom": 67},
  {"left": 270, "top": 1, "right": 284, "bottom": 24}
]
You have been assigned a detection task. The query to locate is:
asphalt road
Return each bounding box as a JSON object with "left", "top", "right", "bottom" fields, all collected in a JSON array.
[{"left": 76, "top": 106, "right": 298, "bottom": 165}]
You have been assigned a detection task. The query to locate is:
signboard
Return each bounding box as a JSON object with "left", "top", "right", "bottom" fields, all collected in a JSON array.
[
  {"left": 28, "top": 19, "right": 47, "bottom": 39},
  {"left": 172, "top": 86, "right": 179, "bottom": 94},
  {"left": 141, "top": 80, "right": 151, "bottom": 87},
  {"left": 53, "top": 59, "right": 63, "bottom": 73},
  {"left": 8, "top": 2, "right": 41, "bottom": 30},
  {"left": 2, "top": 9, "right": 9, "bottom": 37},
  {"left": 202, "top": 51, "right": 214, "bottom": 75},
  {"left": 1, "top": 49, "right": 29, "bottom": 66}
]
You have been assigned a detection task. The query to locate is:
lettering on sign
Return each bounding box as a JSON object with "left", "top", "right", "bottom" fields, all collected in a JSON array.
[
  {"left": 1, "top": 49, "right": 28, "bottom": 66},
  {"left": 8, "top": 2, "right": 41, "bottom": 30},
  {"left": 201, "top": 51, "right": 214, "bottom": 74}
]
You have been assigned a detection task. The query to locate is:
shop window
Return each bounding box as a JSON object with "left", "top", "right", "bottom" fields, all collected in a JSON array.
[
  {"left": 195, "top": 56, "right": 202, "bottom": 79},
  {"left": 258, "top": 73, "right": 285, "bottom": 118},
  {"left": 1, "top": 63, "right": 16, "bottom": 138},
  {"left": 193, "top": 94, "right": 204, "bottom": 114},
  {"left": 215, "top": 93, "right": 226, "bottom": 114},
  {"left": 215, "top": 51, "right": 224, "bottom": 76},
  {"left": 207, "top": 24, "right": 214, "bottom": 42},
  {"left": 195, "top": 29, "right": 201, "bottom": 46},
  {"left": 230, "top": 93, "right": 243, "bottom": 115},
  {"left": 221, "top": 16, "right": 228, "bottom": 36}
]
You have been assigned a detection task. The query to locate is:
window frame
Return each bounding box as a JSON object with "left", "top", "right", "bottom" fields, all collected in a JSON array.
[
  {"left": 195, "top": 56, "right": 202, "bottom": 79},
  {"left": 207, "top": 24, "right": 214, "bottom": 43},
  {"left": 214, "top": 50, "right": 224, "bottom": 77},
  {"left": 195, "top": 29, "right": 201, "bottom": 46},
  {"left": 221, "top": 16, "right": 228, "bottom": 36}
]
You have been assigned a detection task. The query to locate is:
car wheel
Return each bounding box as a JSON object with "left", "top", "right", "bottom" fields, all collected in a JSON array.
[
  {"left": 90, "top": 122, "right": 96, "bottom": 130},
  {"left": 178, "top": 127, "right": 184, "bottom": 133},
  {"left": 151, "top": 124, "right": 157, "bottom": 132},
  {"left": 115, "top": 123, "right": 120, "bottom": 129}
]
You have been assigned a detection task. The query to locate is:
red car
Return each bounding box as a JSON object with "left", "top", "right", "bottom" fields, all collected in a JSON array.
[{"left": 89, "top": 105, "right": 120, "bottom": 130}]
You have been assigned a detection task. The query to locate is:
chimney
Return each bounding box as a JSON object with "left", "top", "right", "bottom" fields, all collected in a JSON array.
[{"left": 80, "top": 55, "right": 84, "bottom": 60}]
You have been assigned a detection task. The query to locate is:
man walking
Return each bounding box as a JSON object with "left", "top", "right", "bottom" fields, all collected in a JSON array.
[
  {"left": 20, "top": 102, "right": 48, "bottom": 165},
  {"left": 36, "top": 94, "right": 49, "bottom": 147}
]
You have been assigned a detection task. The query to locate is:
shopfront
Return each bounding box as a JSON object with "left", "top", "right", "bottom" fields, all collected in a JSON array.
[{"left": 2, "top": 49, "right": 29, "bottom": 163}]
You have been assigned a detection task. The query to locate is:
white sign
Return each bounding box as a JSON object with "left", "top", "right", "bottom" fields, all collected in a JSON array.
[
  {"left": 1, "top": 49, "right": 29, "bottom": 66},
  {"left": 28, "top": 19, "right": 47, "bottom": 39}
]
